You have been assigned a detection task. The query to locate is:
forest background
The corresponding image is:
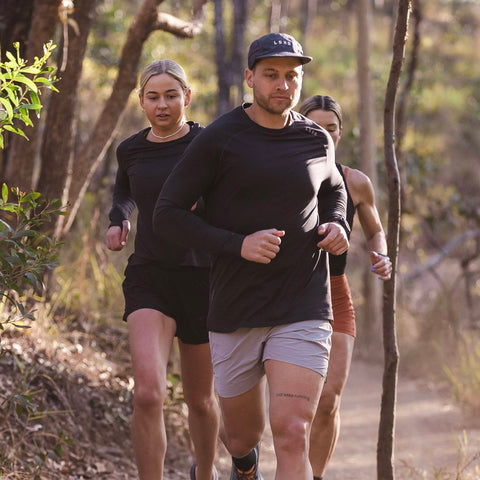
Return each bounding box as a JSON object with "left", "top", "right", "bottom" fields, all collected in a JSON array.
[{"left": 0, "top": 0, "right": 479, "bottom": 478}]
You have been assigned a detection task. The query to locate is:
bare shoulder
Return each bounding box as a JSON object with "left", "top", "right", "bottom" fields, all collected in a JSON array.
[{"left": 342, "top": 166, "right": 375, "bottom": 206}]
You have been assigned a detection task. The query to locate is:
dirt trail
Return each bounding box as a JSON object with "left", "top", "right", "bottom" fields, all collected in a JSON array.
[{"left": 216, "top": 360, "right": 480, "bottom": 479}]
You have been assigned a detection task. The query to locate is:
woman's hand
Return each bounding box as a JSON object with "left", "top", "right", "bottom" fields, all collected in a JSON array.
[
  {"left": 106, "top": 220, "right": 130, "bottom": 251},
  {"left": 369, "top": 251, "right": 392, "bottom": 280}
]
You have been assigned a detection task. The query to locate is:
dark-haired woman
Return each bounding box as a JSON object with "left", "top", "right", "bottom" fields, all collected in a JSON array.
[{"left": 299, "top": 95, "right": 392, "bottom": 480}]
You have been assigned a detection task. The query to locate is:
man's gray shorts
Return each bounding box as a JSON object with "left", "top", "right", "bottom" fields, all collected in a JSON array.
[{"left": 209, "top": 319, "right": 332, "bottom": 398}]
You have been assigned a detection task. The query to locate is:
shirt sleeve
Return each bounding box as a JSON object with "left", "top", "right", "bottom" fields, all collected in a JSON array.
[
  {"left": 153, "top": 131, "right": 245, "bottom": 257},
  {"left": 108, "top": 145, "right": 136, "bottom": 228},
  {"left": 317, "top": 135, "right": 349, "bottom": 233}
]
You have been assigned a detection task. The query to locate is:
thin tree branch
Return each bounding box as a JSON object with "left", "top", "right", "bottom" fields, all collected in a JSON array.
[
  {"left": 404, "top": 229, "right": 480, "bottom": 282},
  {"left": 154, "top": 0, "right": 207, "bottom": 37}
]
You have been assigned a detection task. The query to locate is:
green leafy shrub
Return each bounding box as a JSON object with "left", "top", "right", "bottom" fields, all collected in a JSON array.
[
  {"left": 0, "top": 41, "right": 57, "bottom": 147},
  {"left": 0, "top": 184, "right": 65, "bottom": 330},
  {"left": 0, "top": 41, "right": 63, "bottom": 331}
]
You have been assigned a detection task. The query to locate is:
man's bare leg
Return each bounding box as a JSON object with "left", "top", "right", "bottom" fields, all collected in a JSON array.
[{"left": 266, "top": 360, "right": 324, "bottom": 480}]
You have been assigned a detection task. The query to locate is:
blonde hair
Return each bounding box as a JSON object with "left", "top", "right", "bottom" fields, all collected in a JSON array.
[{"left": 138, "top": 59, "right": 189, "bottom": 96}]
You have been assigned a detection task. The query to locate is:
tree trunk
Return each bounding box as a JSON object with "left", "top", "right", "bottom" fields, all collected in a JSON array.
[
  {"left": 395, "top": 0, "right": 422, "bottom": 209},
  {"left": 214, "top": 0, "right": 247, "bottom": 116},
  {"left": 356, "top": 0, "right": 382, "bottom": 347},
  {"left": 270, "top": 0, "right": 288, "bottom": 33},
  {"left": 270, "top": 0, "right": 281, "bottom": 33},
  {"left": 0, "top": 0, "right": 33, "bottom": 60},
  {"left": 2, "top": 0, "right": 61, "bottom": 192},
  {"left": 231, "top": 0, "right": 247, "bottom": 105},
  {"left": 36, "top": 0, "right": 96, "bottom": 236},
  {"left": 0, "top": 0, "right": 33, "bottom": 182},
  {"left": 62, "top": 0, "right": 207, "bottom": 236},
  {"left": 214, "top": 0, "right": 230, "bottom": 115},
  {"left": 299, "top": 0, "right": 317, "bottom": 49},
  {"left": 377, "top": 1, "right": 411, "bottom": 479},
  {"left": 395, "top": 0, "right": 421, "bottom": 154}
]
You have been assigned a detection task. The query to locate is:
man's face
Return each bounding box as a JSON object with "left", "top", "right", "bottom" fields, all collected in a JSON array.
[{"left": 245, "top": 57, "right": 304, "bottom": 116}]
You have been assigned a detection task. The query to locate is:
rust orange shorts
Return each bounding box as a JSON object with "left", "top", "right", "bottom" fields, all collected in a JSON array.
[{"left": 330, "top": 274, "right": 356, "bottom": 338}]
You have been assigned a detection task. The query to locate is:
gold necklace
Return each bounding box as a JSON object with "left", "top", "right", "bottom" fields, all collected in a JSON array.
[{"left": 150, "top": 122, "right": 185, "bottom": 140}]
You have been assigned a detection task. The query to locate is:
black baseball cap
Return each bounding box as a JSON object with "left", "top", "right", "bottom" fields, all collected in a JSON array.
[{"left": 247, "top": 33, "right": 312, "bottom": 70}]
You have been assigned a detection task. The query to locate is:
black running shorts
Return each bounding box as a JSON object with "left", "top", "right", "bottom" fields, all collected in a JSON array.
[{"left": 122, "top": 263, "right": 210, "bottom": 345}]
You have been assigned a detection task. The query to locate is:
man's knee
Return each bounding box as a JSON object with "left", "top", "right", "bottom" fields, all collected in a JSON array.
[{"left": 271, "top": 416, "right": 310, "bottom": 454}]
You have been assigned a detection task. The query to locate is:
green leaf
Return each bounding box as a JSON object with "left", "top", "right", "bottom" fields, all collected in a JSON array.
[
  {"left": 16, "top": 403, "right": 24, "bottom": 418},
  {"left": 14, "top": 74, "right": 38, "bottom": 92},
  {"left": 33, "top": 76, "right": 52, "bottom": 86},
  {"left": 4, "top": 85, "right": 20, "bottom": 106},
  {"left": 0, "top": 218, "right": 14, "bottom": 232},
  {"left": 12, "top": 229, "right": 37, "bottom": 238},
  {"left": 0, "top": 204, "right": 17, "bottom": 212},
  {"left": 1, "top": 184, "right": 7, "bottom": 203},
  {"left": 17, "top": 109, "right": 33, "bottom": 127},
  {"left": 3, "top": 125, "right": 28, "bottom": 139},
  {"left": 0, "top": 97, "right": 14, "bottom": 120},
  {"left": 29, "top": 89, "right": 40, "bottom": 106},
  {"left": 21, "top": 191, "right": 41, "bottom": 203},
  {"left": 34, "top": 77, "right": 59, "bottom": 92},
  {"left": 5, "top": 51, "right": 17, "bottom": 64},
  {"left": 54, "top": 444, "right": 63, "bottom": 457},
  {"left": 18, "top": 103, "right": 42, "bottom": 111},
  {"left": 20, "top": 66, "right": 41, "bottom": 75}
]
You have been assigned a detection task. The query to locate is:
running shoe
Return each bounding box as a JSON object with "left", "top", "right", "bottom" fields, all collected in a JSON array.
[{"left": 229, "top": 445, "right": 263, "bottom": 480}]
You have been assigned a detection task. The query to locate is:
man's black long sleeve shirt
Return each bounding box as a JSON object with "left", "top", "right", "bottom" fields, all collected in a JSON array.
[{"left": 153, "top": 105, "right": 347, "bottom": 332}]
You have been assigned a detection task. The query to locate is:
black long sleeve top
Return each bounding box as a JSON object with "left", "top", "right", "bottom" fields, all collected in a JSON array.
[
  {"left": 153, "top": 105, "right": 348, "bottom": 332},
  {"left": 328, "top": 164, "right": 356, "bottom": 276},
  {"left": 108, "top": 122, "right": 210, "bottom": 268}
]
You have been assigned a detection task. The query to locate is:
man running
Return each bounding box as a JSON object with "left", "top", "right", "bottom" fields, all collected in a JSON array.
[{"left": 153, "top": 33, "right": 350, "bottom": 480}]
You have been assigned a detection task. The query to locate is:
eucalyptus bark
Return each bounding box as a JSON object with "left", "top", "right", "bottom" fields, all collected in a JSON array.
[{"left": 377, "top": 1, "right": 411, "bottom": 479}]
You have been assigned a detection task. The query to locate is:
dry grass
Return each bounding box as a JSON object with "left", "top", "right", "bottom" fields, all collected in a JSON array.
[{"left": 0, "top": 308, "right": 193, "bottom": 479}]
